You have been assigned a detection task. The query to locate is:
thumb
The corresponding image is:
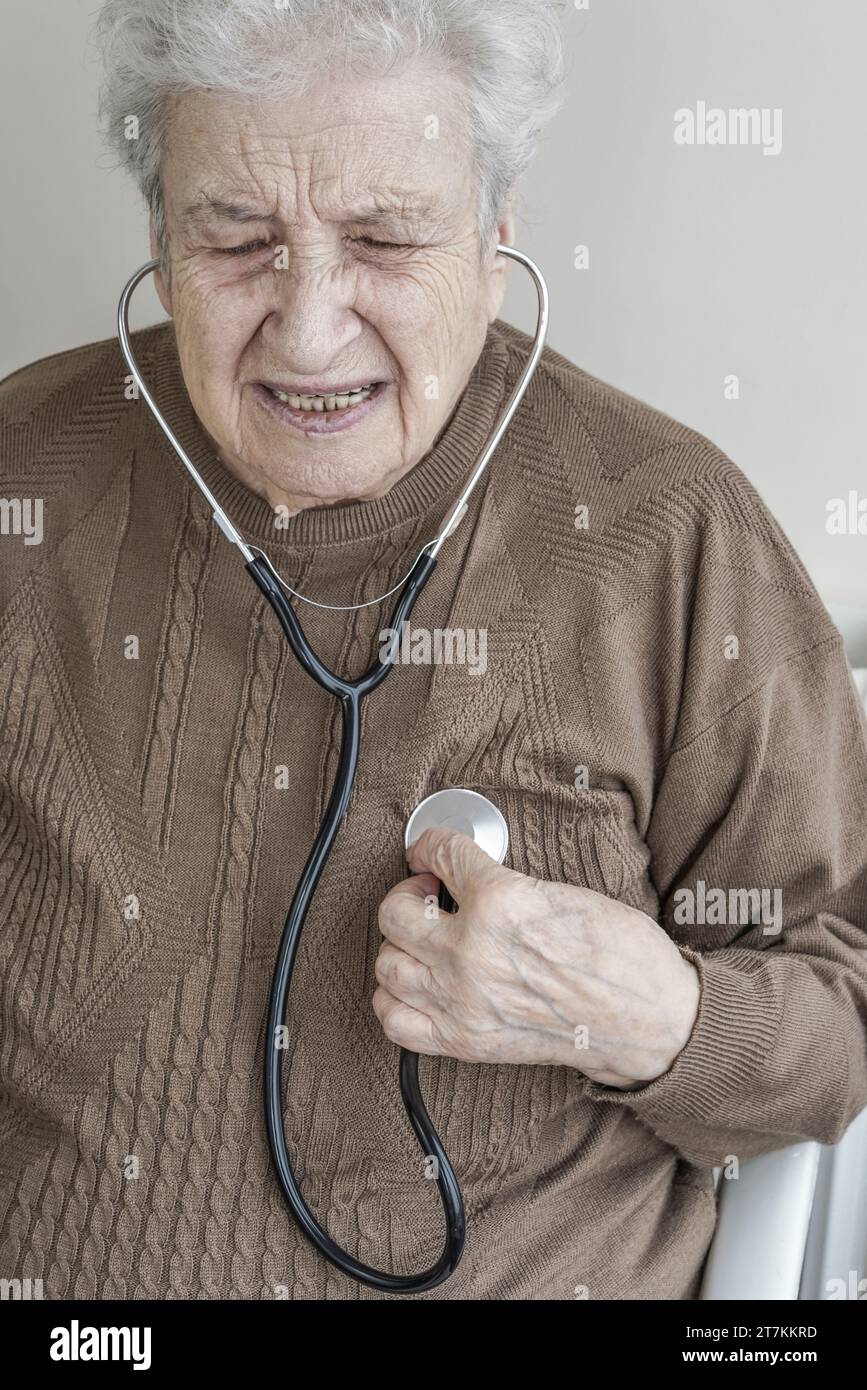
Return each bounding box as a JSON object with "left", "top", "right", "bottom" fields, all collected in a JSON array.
[{"left": 406, "top": 825, "right": 506, "bottom": 903}]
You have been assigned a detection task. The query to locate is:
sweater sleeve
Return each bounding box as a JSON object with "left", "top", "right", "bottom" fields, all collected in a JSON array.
[{"left": 581, "top": 543, "right": 867, "bottom": 1169}]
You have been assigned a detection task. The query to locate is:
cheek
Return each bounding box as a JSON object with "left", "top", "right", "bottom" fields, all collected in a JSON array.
[
  {"left": 174, "top": 302, "right": 256, "bottom": 449},
  {"left": 360, "top": 265, "right": 479, "bottom": 388},
  {"left": 174, "top": 274, "right": 264, "bottom": 387}
]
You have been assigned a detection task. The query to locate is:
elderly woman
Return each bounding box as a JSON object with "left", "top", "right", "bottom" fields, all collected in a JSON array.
[{"left": 1, "top": 0, "right": 866, "bottom": 1303}]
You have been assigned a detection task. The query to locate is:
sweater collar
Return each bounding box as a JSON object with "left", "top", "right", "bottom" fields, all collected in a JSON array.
[{"left": 143, "top": 321, "right": 511, "bottom": 553}]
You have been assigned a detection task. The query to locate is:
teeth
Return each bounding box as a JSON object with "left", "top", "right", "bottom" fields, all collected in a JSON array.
[{"left": 268, "top": 383, "right": 377, "bottom": 412}]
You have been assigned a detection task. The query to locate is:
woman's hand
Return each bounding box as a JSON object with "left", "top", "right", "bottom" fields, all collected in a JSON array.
[{"left": 373, "top": 826, "right": 700, "bottom": 1089}]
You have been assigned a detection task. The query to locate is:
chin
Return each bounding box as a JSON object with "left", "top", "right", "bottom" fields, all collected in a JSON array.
[{"left": 271, "top": 463, "right": 396, "bottom": 508}]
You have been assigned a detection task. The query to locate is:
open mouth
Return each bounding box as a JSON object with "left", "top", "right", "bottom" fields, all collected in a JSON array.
[
  {"left": 252, "top": 379, "right": 387, "bottom": 433},
  {"left": 264, "top": 382, "right": 380, "bottom": 413}
]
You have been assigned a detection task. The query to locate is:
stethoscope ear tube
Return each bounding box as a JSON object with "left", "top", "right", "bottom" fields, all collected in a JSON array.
[{"left": 250, "top": 549, "right": 469, "bottom": 1292}]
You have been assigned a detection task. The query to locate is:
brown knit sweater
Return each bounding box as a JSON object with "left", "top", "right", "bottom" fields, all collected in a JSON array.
[{"left": 2, "top": 316, "right": 866, "bottom": 1301}]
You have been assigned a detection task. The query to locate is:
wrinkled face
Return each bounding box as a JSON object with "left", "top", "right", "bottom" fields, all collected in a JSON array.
[{"left": 153, "top": 59, "right": 513, "bottom": 514}]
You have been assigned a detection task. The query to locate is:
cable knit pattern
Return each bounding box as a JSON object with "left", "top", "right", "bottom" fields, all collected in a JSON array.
[
  {"left": 139, "top": 492, "right": 215, "bottom": 855},
  {"left": 1, "top": 315, "right": 866, "bottom": 1300}
]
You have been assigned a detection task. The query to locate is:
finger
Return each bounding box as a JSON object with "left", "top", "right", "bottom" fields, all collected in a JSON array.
[
  {"left": 374, "top": 942, "right": 435, "bottom": 1009},
  {"left": 372, "top": 985, "right": 442, "bottom": 1056},
  {"left": 406, "top": 825, "right": 505, "bottom": 903},
  {"left": 378, "top": 874, "right": 447, "bottom": 963},
  {"left": 387, "top": 871, "right": 441, "bottom": 903}
]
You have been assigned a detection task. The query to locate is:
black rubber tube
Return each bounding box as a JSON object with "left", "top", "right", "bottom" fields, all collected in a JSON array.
[{"left": 247, "top": 552, "right": 466, "bottom": 1293}]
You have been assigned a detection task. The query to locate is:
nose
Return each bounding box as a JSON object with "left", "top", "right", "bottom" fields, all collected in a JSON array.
[{"left": 260, "top": 248, "right": 362, "bottom": 374}]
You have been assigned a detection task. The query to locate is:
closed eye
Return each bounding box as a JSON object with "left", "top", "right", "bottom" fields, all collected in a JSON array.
[
  {"left": 217, "top": 235, "right": 416, "bottom": 259},
  {"left": 221, "top": 240, "right": 270, "bottom": 257},
  {"left": 352, "top": 236, "right": 414, "bottom": 252}
]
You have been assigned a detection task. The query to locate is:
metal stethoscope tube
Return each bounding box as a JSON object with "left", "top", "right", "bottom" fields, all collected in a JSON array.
[{"left": 116, "top": 243, "right": 549, "bottom": 1292}]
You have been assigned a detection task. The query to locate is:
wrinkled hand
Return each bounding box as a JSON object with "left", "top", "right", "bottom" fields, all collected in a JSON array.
[{"left": 373, "top": 826, "right": 700, "bottom": 1088}]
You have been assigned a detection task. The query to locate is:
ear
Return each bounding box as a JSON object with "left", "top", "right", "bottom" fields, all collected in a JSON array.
[
  {"left": 485, "top": 197, "right": 517, "bottom": 323},
  {"left": 149, "top": 217, "right": 173, "bottom": 317}
]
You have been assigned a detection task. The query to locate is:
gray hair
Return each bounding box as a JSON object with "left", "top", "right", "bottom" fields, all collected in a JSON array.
[{"left": 95, "top": 0, "right": 567, "bottom": 268}]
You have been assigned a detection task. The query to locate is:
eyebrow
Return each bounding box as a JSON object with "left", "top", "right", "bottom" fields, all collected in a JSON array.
[{"left": 180, "top": 191, "right": 445, "bottom": 227}]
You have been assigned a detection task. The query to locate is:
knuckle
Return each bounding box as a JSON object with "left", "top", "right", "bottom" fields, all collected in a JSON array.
[
  {"left": 394, "top": 955, "right": 418, "bottom": 990},
  {"left": 377, "top": 894, "right": 399, "bottom": 933},
  {"left": 373, "top": 950, "right": 390, "bottom": 986},
  {"left": 382, "top": 1006, "right": 402, "bottom": 1043},
  {"left": 418, "top": 827, "right": 450, "bottom": 876}
]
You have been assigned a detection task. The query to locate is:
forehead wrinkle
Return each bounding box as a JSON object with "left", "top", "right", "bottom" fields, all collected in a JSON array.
[
  {"left": 229, "top": 116, "right": 440, "bottom": 188},
  {"left": 169, "top": 95, "right": 468, "bottom": 233},
  {"left": 166, "top": 73, "right": 471, "bottom": 206},
  {"left": 319, "top": 187, "right": 446, "bottom": 223},
  {"left": 180, "top": 185, "right": 447, "bottom": 232}
]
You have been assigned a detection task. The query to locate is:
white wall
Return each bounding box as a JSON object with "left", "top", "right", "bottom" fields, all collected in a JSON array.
[{"left": 1, "top": 0, "right": 864, "bottom": 606}]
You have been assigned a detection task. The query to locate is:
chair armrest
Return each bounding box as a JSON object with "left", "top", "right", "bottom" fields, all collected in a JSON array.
[
  {"left": 700, "top": 1143, "right": 821, "bottom": 1300},
  {"left": 799, "top": 1103, "right": 867, "bottom": 1299}
]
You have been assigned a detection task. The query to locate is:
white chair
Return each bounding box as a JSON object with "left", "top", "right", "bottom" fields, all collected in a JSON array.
[
  {"left": 701, "top": 610, "right": 867, "bottom": 1300},
  {"left": 701, "top": 1113, "right": 867, "bottom": 1299}
]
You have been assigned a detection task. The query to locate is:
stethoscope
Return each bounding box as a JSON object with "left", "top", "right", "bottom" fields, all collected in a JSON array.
[{"left": 117, "top": 244, "right": 548, "bottom": 1293}]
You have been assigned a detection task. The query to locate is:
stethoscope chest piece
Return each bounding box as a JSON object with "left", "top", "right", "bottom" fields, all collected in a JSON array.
[{"left": 405, "top": 789, "right": 509, "bottom": 866}]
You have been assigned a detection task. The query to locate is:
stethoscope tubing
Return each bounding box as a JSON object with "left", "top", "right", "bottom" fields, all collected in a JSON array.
[{"left": 249, "top": 550, "right": 466, "bottom": 1292}]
